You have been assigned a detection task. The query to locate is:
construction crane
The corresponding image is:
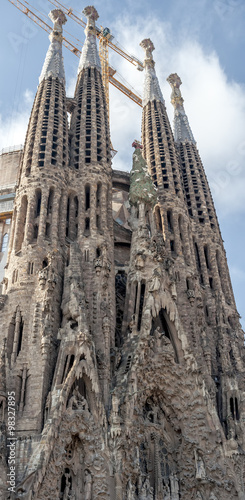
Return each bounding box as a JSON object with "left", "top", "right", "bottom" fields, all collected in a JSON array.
[
  {"left": 8, "top": 0, "right": 143, "bottom": 111},
  {"left": 47, "top": 0, "right": 144, "bottom": 71}
]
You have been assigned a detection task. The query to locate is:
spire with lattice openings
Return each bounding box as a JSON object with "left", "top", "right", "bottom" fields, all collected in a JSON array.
[
  {"left": 140, "top": 38, "right": 183, "bottom": 202},
  {"left": 1, "top": 9, "right": 70, "bottom": 435},
  {"left": 167, "top": 72, "right": 220, "bottom": 232},
  {"left": 167, "top": 73, "right": 236, "bottom": 308},
  {"left": 167, "top": 73, "right": 195, "bottom": 144},
  {"left": 70, "top": 5, "right": 111, "bottom": 169},
  {"left": 20, "top": 9, "right": 69, "bottom": 179}
]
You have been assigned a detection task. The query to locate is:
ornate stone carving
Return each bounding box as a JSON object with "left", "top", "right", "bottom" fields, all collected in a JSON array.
[
  {"left": 68, "top": 386, "right": 89, "bottom": 411},
  {"left": 84, "top": 469, "right": 92, "bottom": 500},
  {"left": 195, "top": 451, "right": 206, "bottom": 480}
]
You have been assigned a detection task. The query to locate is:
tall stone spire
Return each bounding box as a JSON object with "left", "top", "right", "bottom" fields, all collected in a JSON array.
[
  {"left": 1, "top": 7, "right": 69, "bottom": 436},
  {"left": 167, "top": 73, "right": 195, "bottom": 144},
  {"left": 77, "top": 6, "right": 101, "bottom": 74},
  {"left": 39, "top": 9, "right": 67, "bottom": 85},
  {"left": 70, "top": 5, "right": 110, "bottom": 168},
  {"left": 140, "top": 38, "right": 164, "bottom": 107},
  {"left": 140, "top": 38, "right": 183, "bottom": 201},
  {"left": 68, "top": 6, "right": 114, "bottom": 406}
]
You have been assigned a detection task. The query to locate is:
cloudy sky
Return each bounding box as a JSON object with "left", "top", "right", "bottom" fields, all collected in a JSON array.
[{"left": 1, "top": 0, "right": 245, "bottom": 329}]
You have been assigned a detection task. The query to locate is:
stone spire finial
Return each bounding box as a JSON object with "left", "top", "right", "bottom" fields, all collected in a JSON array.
[
  {"left": 140, "top": 38, "right": 155, "bottom": 68},
  {"left": 167, "top": 73, "right": 184, "bottom": 108},
  {"left": 39, "top": 9, "right": 66, "bottom": 85},
  {"left": 77, "top": 5, "right": 101, "bottom": 74},
  {"left": 83, "top": 5, "right": 99, "bottom": 33},
  {"left": 49, "top": 9, "right": 67, "bottom": 42},
  {"left": 167, "top": 73, "right": 196, "bottom": 144},
  {"left": 140, "top": 38, "right": 164, "bottom": 107}
]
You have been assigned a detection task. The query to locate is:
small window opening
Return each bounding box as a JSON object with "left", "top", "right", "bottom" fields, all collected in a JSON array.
[
  {"left": 204, "top": 245, "right": 210, "bottom": 270},
  {"left": 137, "top": 283, "right": 146, "bottom": 331},
  {"left": 235, "top": 398, "right": 239, "bottom": 420},
  {"left": 33, "top": 224, "right": 39, "bottom": 240},
  {"left": 134, "top": 282, "right": 138, "bottom": 315},
  {"left": 17, "top": 318, "right": 24, "bottom": 357},
  {"left": 85, "top": 249, "right": 89, "bottom": 262},
  {"left": 155, "top": 206, "right": 163, "bottom": 231},
  {"left": 194, "top": 242, "right": 201, "bottom": 270},
  {"left": 96, "top": 214, "right": 101, "bottom": 230},
  {"left": 96, "top": 183, "right": 102, "bottom": 207},
  {"left": 170, "top": 240, "right": 175, "bottom": 253},
  {"left": 167, "top": 210, "right": 173, "bottom": 232},
  {"left": 45, "top": 223, "right": 51, "bottom": 238},
  {"left": 35, "top": 190, "right": 42, "bottom": 218},
  {"left": 47, "top": 188, "right": 54, "bottom": 216},
  {"left": 85, "top": 218, "right": 90, "bottom": 235},
  {"left": 85, "top": 185, "right": 90, "bottom": 210},
  {"left": 230, "top": 397, "right": 235, "bottom": 419}
]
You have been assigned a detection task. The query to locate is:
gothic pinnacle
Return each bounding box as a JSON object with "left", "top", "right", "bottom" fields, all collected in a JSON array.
[
  {"left": 140, "top": 38, "right": 164, "bottom": 107},
  {"left": 167, "top": 73, "right": 196, "bottom": 144},
  {"left": 77, "top": 5, "right": 101, "bottom": 74},
  {"left": 39, "top": 9, "right": 66, "bottom": 85}
]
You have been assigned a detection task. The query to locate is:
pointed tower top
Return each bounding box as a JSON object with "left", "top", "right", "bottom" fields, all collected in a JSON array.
[
  {"left": 39, "top": 9, "right": 66, "bottom": 85},
  {"left": 77, "top": 5, "right": 101, "bottom": 74},
  {"left": 129, "top": 140, "right": 158, "bottom": 208},
  {"left": 167, "top": 73, "right": 196, "bottom": 144},
  {"left": 140, "top": 38, "right": 164, "bottom": 107}
]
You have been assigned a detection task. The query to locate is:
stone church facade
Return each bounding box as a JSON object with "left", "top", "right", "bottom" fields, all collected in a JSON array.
[{"left": 0, "top": 6, "right": 244, "bottom": 500}]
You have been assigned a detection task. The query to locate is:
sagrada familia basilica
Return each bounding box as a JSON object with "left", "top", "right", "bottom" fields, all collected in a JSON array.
[{"left": 0, "top": 5, "right": 244, "bottom": 500}]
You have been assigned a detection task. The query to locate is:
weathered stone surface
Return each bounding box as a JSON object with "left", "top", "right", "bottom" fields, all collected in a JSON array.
[{"left": 0, "top": 8, "right": 244, "bottom": 500}]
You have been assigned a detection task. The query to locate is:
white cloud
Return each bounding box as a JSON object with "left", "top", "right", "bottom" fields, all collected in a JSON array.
[{"left": 0, "top": 89, "right": 34, "bottom": 151}]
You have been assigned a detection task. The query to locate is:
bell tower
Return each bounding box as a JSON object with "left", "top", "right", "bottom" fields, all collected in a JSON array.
[
  {"left": 0, "top": 9, "right": 69, "bottom": 434},
  {"left": 67, "top": 6, "right": 115, "bottom": 405}
]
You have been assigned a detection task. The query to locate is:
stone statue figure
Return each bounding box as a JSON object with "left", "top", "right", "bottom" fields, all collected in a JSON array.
[
  {"left": 162, "top": 484, "right": 171, "bottom": 500},
  {"left": 170, "top": 473, "right": 179, "bottom": 498},
  {"left": 153, "top": 326, "right": 162, "bottom": 351},
  {"left": 148, "top": 272, "right": 161, "bottom": 292},
  {"left": 84, "top": 469, "right": 92, "bottom": 500},
  {"left": 196, "top": 492, "right": 203, "bottom": 500},
  {"left": 63, "top": 472, "right": 72, "bottom": 500},
  {"left": 195, "top": 451, "right": 206, "bottom": 479},
  {"left": 209, "top": 493, "right": 218, "bottom": 500},
  {"left": 140, "top": 477, "right": 153, "bottom": 499},
  {"left": 127, "top": 479, "right": 136, "bottom": 500},
  {"left": 68, "top": 386, "right": 88, "bottom": 411}
]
